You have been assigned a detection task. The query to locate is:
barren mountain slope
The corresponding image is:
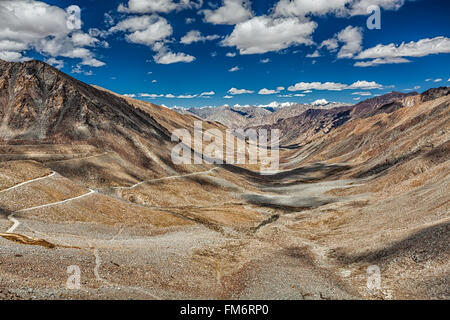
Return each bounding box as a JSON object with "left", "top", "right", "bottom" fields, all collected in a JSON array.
[
  {"left": 0, "top": 60, "right": 236, "bottom": 187},
  {"left": 257, "top": 91, "right": 417, "bottom": 146},
  {"left": 0, "top": 60, "right": 448, "bottom": 300},
  {"left": 183, "top": 103, "right": 347, "bottom": 128}
]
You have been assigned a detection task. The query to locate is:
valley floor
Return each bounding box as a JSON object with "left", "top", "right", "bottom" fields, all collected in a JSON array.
[{"left": 0, "top": 154, "right": 448, "bottom": 300}]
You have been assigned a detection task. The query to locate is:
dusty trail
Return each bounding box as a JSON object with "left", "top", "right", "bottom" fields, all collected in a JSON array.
[
  {"left": 5, "top": 189, "right": 95, "bottom": 234},
  {"left": 113, "top": 167, "right": 219, "bottom": 190},
  {"left": 89, "top": 228, "right": 162, "bottom": 300},
  {"left": 0, "top": 172, "right": 56, "bottom": 193},
  {"left": 16, "top": 190, "right": 95, "bottom": 213}
]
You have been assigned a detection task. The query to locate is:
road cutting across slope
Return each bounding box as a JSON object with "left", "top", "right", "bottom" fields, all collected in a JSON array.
[
  {"left": 6, "top": 189, "right": 95, "bottom": 234},
  {"left": 113, "top": 167, "right": 219, "bottom": 190},
  {"left": 0, "top": 172, "right": 56, "bottom": 193}
]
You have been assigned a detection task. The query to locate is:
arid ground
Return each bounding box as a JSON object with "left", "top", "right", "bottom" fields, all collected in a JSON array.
[{"left": 0, "top": 60, "right": 448, "bottom": 300}]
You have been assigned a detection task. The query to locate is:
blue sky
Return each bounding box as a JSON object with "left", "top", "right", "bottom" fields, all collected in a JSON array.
[{"left": 1, "top": 0, "right": 449, "bottom": 107}]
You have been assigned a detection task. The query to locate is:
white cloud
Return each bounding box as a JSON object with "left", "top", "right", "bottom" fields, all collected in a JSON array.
[
  {"left": 110, "top": 15, "right": 173, "bottom": 46},
  {"left": 288, "top": 81, "right": 346, "bottom": 91},
  {"left": 226, "top": 52, "right": 237, "bottom": 57},
  {"left": 0, "top": 51, "right": 29, "bottom": 62},
  {"left": 140, "top": 93, "right": 164, "bottom": 98},
  {"left": 288, "top": 80, "right": 383, "bottom": 91},
  {"left": 71, "top": 32, "right": 101, "bottom": 47},
  {"left": 222, "top": 16, "right": 317, "bottom": 54},
  {"left": 258, "top": 88, "right": 278, "bottom": 95},
  {"left": 200, "top": 91, "right": 215, "bottom": 96},
  {"left": 349, "top": 0, "right": 405, "bottom": 16},
  {"left": 118, "top": 0, "right": 202, "bottom": 14},
  {"left": 273, "top": 0, "right": 406, "bottom": 17},
  {"left": 352, "top": 91, "right": 372, "bottom": 96},
  {"left": 319, "top": 38, "right": 339, "bottom": 51},
  {"left": 258, "top": 87, "right": 285, "bottom": 95},
  {"left": 224, "top": 95, "right": 233, "bottom": 99},
  {"left": 336, "top": 26, "right": 363, "bottom": 58},
  {"left": 123, "top": 93, "right": 137, "bottom": 98},
  {"left": 111, "top": 15, "right": 195, "bottom": 64},
  {"left": 354, "top": 57, "right": 410, "bottom": 67},
  {"left": 177, "top": 94, "right": 198, "bottom": 98},
  {"left": 180, "top": 30, "right": 220, "bottom": 44},
  {"left": 45, "top": 57, "right": 65, "bottom": 69},
  {"left": 321, "top": 26, "right": 363, "bottom": 59},
  {"left": 260, "top": 58, "right": 270, "bottom": 63},
  {"left": 434, "top": 78, "right": 443, "bottom": 82},
  {"left": 347, "top": 80, "right": 383, "bottom": 90},
  {"left": 229, "top": 66, "right": 240, "bottom": 72},
  {"left": 186, "top": 17, "right": 196, "bottom": 24},
  {"left": 154, "top": 48, "right": 196, "bottom": 64},
  {"left": 0, "top": 1, "right": 104, "bottom": 67},
  {"left": 228, "top": 87, "right": 254, "bottom": 95},
  {"left": 202, "top": 0, "right": 253, "bottom": 25},
  {"left": 312, "top": 99, "right": 329, "bottom": 106},
  {"left": 356, "top": 37, "right": 450, "bottom": 61},
  {"left": 0, "top": 40, "right": 28, "bottom": 52},
  {"left": 306, "top": 50, "right": 321, "bottom": 58}
]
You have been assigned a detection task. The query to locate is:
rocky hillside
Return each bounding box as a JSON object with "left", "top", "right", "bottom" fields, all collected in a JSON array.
[
  {"left": 181, "top": 102, "right": 347, "bottom": 128},
  {"left": 256, "top": 91, "right": 419, "bottom": 146},
  {"left": 0, "top": 59, "right": 226, "bottom": 183}
]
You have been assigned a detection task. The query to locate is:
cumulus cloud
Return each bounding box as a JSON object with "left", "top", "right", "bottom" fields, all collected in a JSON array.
[
  {"left": 355, "top": 36, "right": 450, "bottom": 65},
  {"left": 153, "top": 48, "right": 196, "bottom": 64},
  {"left": 222, "top": 16, "right": 317, "bottom": 54},
  {"left": 319, "top": 38, "right": 339, "bottom": 51},
  {"left": 111, "top": 15, "right": 195, "bottom": 64},
  {"left": 321, "top": 26, "right": 363, "bottom": 59},
  {"left": 180, "top": 30, "right": 220, "bottom": 44},
  {"left": 226, "top": 52, "right": 237, "bottom": 57},
  {"left": 354, "top": 57, "right": 410, "bottom": 67},
  {"left": 228, "top": 88, "right": 254, "bottom": 95},
  {"left": 288, "top": 80, "right": 383, "bottom": 91},
  {"left": 312, "top": 99, "right": 329, "bottom": 106},
  {"left": 273, "top": 0, "right": 406, "bottom": 17},
  {"left": 45, "top": 58, "right": 65, "bottom": 69},
  {"left": 306, "top": 50, "right": 321, "bottom": 58},
  {"left": 110, "top": 15, "right": 173, "bottom": 46},
  {"left": 0, "top": 0, "right": 105, "bottom": 67},
  {"left": 202, "top": 0, "right": 253, "bottom": 25},
  {"left": 353, "top": 36, "right": 450, "bottom": 66},
  {"left": 228, "top": 66, "right": 240, "bottom": 72},
  {"left": 118, "top": 0, "right": 202, "bottom": 14},
  {"left": 258, "top": 87, "right": 285, "bottom": 95},
  {"left": 200, "top": 91, "right": 215, "bottom": 96},
  {"left": 260, "top": 58, "right": 270, "bottom": 63},
  {"left": 336, "top": 26, "right": 363, "bottom": 58}
]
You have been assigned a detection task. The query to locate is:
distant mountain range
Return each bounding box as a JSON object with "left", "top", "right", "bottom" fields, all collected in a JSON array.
[{"left": 175, "top": 102, "right": 349, "bottom": 128}]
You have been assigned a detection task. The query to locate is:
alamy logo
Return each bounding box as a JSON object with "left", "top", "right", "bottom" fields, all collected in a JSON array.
[
  {"left": 366, "top": 265, "right": 381, "bottom": 291},
  {"left": 66, "top": 265, "right": 81, "bottom": 290},
  {"left": 171, "top": 121, "right": 280, "bottom": 175},
  {"left": 66, "top": 5, "right": 81, "bottom": 30},
  {"left": 367, "top": 5, "right": 381, "bottom": 30}
]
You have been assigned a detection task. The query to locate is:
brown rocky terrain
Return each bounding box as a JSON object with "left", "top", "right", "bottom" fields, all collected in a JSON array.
[
  {"left": 181, "top": 102, "right": 346, "bottom": 129},
  {"left": 0, "top": 59, "right": 448, "bottom": 300}
]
